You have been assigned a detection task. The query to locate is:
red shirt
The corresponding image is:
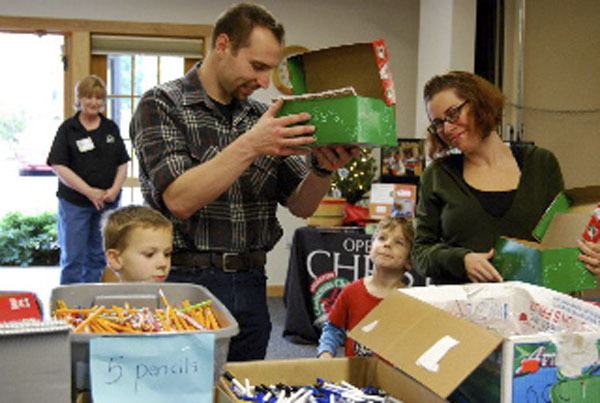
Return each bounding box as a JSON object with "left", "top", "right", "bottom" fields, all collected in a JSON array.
[{"left": 328, "top": 279, "right": 382, "bottom": 357}]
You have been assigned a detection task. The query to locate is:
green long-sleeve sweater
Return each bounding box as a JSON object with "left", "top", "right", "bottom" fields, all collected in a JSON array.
[{"left": 412, "top": 144, "right": 564, "bottom": 284}]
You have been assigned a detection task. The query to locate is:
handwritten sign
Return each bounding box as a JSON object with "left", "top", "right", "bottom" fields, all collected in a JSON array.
[{"left": 90, "top": 333, "right": 215, "bottom": 403}]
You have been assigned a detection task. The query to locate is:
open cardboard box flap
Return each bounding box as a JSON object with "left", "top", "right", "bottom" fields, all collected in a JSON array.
[
  {"left": 348, "top": 290, "right": 503, "bottom": 399},
  {"left": 290, "top": 42, "right": 385, "bottom": 101},
  {"left": 533, "top": 185, "right": 600, "bottom": 242},
  {"left": 542, "top": 212, "right": 590, "bottom": 248},
  {"left": 566, "top": 185, "right": 600, "bottom": 206}
]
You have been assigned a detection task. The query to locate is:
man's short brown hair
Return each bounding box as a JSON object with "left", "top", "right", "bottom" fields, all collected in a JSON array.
[
  {"left": 211, "top": 2, "right": 285, "bottom": 52},
  {"left": 102, "top": 205, "right": 172, "bottom": 251}
]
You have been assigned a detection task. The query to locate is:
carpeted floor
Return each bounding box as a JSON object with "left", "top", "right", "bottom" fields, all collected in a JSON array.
[{"left": 265, "top": 297, "right": 317, "bottom": 360}]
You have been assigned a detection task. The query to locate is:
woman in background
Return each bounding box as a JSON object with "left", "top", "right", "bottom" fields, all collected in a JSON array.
[{"left": 47, "top": 75, "right": 130, "bottom": 284}]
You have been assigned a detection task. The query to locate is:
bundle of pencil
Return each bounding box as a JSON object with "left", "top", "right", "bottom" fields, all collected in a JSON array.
[{"left": 53, "top": 291, "right": 222, "bottom": 334}]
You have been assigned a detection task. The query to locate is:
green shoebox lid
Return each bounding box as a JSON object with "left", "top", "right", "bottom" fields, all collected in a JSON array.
[
  {"left": 493, "top": 185, "right": 600, "bottom": 292},
  {"left": 277, "top": 41, "right": 397, "bottom": 146}
]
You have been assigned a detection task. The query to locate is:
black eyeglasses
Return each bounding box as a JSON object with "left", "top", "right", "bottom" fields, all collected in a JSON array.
[{"left": 427, "top": 100, "right": 469, "bottom": 136}]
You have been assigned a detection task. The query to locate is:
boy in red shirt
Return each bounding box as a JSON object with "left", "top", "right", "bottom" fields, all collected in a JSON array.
[{"left": 317, "top": 216, "right": 414, "bottom": 358}]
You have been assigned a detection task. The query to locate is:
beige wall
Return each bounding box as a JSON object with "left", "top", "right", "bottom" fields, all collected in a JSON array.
[
  {"left": 504, "top": 0, "right": 600, "bottom": 188},
  {"left": 0, "top": 0, "right": 419, "bottom": 138},
  {"left": 415, "top": 0, "right": 476, "bottom": 138}
]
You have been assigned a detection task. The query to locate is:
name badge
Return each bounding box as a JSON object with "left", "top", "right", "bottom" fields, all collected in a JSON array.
[{"left": 77, "top": 137, "right": 95, "bottom": 153}]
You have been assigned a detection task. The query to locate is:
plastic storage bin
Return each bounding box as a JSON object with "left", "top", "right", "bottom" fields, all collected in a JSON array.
[
  {"left": 50, "top": 282, "right": 239, "bottom": 399},
  {"left": 0, "top": 320, "right": 71, "bottom": 403}
]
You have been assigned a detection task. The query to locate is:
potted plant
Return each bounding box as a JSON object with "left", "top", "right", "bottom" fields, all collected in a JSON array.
[{"left": 0, "top": 212, "right": 59, "bottom": 266}]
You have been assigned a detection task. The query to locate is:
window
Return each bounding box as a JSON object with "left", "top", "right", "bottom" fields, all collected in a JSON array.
[
  {"left": 104, "top": 54, "right": 184, "bottom": 204},
  {"left": 0, "top": 15, "right": 209, "bottom": 213},
  {"left": 91, "top": 34, "right": 204, "bottom": 204},
  {"left": 0, "top": 32, "right": 64, "bottom": 215}
]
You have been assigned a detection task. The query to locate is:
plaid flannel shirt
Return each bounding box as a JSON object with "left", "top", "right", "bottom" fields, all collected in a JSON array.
[{"left": 130, "top": 63, "right": 308, "bottom": 253}]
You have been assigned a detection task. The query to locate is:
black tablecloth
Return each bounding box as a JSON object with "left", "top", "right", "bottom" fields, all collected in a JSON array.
[{"left": 283, "top": 226, "right": 424, "bottom": 343}]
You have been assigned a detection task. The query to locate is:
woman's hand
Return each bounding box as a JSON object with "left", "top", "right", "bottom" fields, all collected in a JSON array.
[
  {"left": 103, "top": 187, "right": 120, "bottom": 203},
  {"left": 578, "top": 239, "right": 600, "bottom": 275},
  {"left": 464, "top": 249, "right": 503, "bottom": 282},
  {"left": 86, "top": 188, "right": 106, "bottom": 210}
]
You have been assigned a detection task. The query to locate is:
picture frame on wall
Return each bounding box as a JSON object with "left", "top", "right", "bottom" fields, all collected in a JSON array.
[{"left": 380, "top": 138, "right": 425, "bottom": 184}]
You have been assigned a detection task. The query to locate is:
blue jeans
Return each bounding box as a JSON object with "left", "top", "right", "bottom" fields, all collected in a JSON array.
[
  {"left": 168, "top": 266, "right": 272, "bottom": 361},
  {"left": 57, "top": 197, "right": 118, "bottom": 284}
]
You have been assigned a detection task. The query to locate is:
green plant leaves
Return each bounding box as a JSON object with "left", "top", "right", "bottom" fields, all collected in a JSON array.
[{"left": 0, "top": 211, "right": 59, "bottom": 267}]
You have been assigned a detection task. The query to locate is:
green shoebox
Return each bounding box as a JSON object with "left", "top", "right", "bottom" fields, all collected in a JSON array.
[
  {"left": 493, "top": 186, "right": 600, "bottom": 292},
  {"left": 278, "top": 40, "right": 397, "bottom": 146}
]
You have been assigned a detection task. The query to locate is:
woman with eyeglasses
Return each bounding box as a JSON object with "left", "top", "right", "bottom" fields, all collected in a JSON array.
[{"left": 411, "top": 71, "right": 571, "bottom": 284}]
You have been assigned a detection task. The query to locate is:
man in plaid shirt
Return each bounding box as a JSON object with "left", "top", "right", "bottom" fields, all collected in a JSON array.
[{"left": 130, "top": 3, "right": 357, "bottom": 361}]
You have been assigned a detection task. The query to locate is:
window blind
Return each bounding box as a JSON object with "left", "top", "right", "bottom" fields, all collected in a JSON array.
[{"left": 91, "top": 34, "right": 203, "bottom": 57}]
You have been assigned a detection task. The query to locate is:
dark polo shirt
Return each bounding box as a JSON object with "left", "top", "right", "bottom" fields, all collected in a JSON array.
[{"left": 47, "top": 112, "right": 130, "bottom": 207}]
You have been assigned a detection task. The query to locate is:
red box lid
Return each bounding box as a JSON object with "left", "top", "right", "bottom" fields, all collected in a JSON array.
[{"left": 0, "top": 292, "right": 42, "bottom": 322}]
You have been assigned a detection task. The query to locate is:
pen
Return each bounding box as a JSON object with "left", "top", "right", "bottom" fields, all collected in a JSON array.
[{"left": 222, "top": 370, "right": 246, "bottom": 395}]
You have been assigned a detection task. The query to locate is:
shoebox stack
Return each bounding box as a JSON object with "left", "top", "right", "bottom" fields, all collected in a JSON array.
[{"left": 307, "top": 197, "right": 347, "bottom": 227}]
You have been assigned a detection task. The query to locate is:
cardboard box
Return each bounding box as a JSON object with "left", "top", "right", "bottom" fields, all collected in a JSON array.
[
  {"left": 278, "top": 40, "right": 397, "bottom": 146},
  {"left": 216, "top": 357, "right": 447, "bottom": 403},
  {"left": 218, "top": 287, "right": 503, "bottom": 403},
  {"left": 0, "top": 320, "right": 71, "bottom": 402},
  {"left": 369, "top": 183, "right": 417, "bottom": 219},
  {"left": 493, "top": 186, "right": 600, "bottom": 293},
  {"left": 350, "top": 282, "right": 600, "bottom": 403}
]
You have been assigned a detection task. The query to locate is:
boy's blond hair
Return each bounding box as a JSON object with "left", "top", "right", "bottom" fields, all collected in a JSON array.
[
  {"left": 373, "top": 216, "right": 415, "bottom": 251},
  {"left": 102, "top": 205, "right": 172, "bottom": 252}
]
